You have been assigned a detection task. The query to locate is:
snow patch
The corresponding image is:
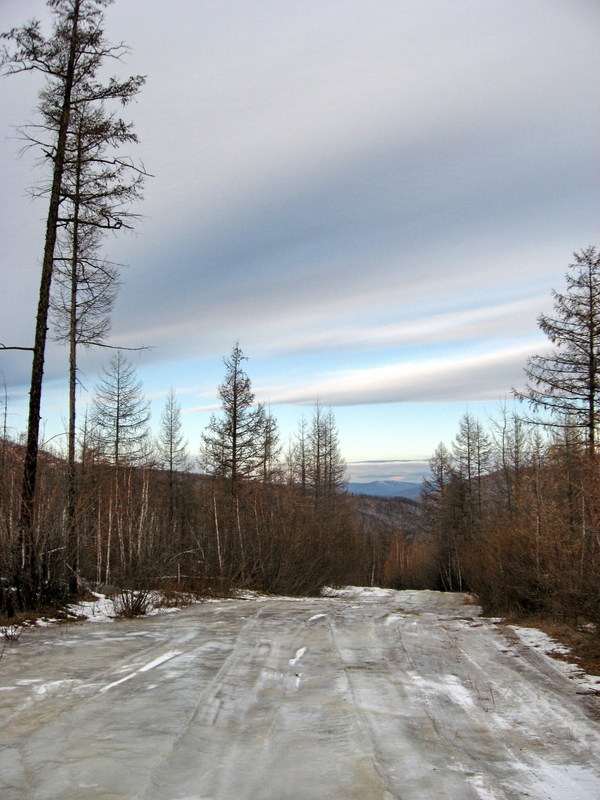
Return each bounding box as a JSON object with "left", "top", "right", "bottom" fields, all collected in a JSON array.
[
  {"left": 527, "top": 763, "right": 600, "bottom": 800},
  {"left": 100, "top": 673, "right": 137, "bottom": 693},
  {"left": 139, "top": 650, "right": 182, "bottom": 672},
  {"left": 33, "top": 679, "right": 78, "bottom": 696},
  {"left": 511, "top": 625, "right": 570, "bottom": 655},
  {"left": 289, "top": 647, "right": 306, "bottom": 667},
  {"left": 383, "top": 613, "right": 406, "bottom": 625},
  {"left": 408, "top": 671, "right": 476, "bottom": 710},
  {"left": 100, "top": 650, "right": 182, "bottom": 693},
  {"left": 511, "top": 625, "right": 600, "bottom": 692},
  {"left": 466, "top": 774, "right": 503, "bottom": 800},
  {"left": 323, "top": 586, "right": 398, "bottom": 600},
  {"left": 67, "top": 592, "right": 116, "bottom": 622},
  {"left": 64, "top": 591, "right": 197, "bottom": 625}
]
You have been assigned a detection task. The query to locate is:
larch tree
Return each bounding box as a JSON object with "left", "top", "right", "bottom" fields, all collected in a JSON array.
[
  {"left": 156, "top": 388, "right": 189, "bottom": 477},
  {"left": 1, "top": 0, "right": 144, "bottom": 607},
  {"left": 490, "top": 407, "right": 529, "bottom": 514},
  {"left": 515, "top": 246, "right": 600, "bottom": 454},
  {"left": 52, "top": 222, "right": 120, "bottom": 593},
  {"left": 306, "top": 403, "right": 346, "bottom": 499},
  {"left": 201, "top": 343, "right": 267, "bottom": 494},
  {"left": 420, "top": 441, "right": 461, "bottom": 590},
  {"left": 421, "top": 441, "right": 453, "bottom": 506},
  {"left": 155, "top": 389, "right": 190, "bottom": 566},
  {"left": 291, "top": 415, "right": 309, "bottom": 493},
  {"left": 258, "top": 407, "right": 281, "bottom": 485},
  {"left": 91, "top": 351, "right": 150, "bottom": 468},
  {"left": 452, "top": 411, "right": 491, "bottom": 515},
  {"left": 49, "top": 96, "right": 145, "bottom": 594}
]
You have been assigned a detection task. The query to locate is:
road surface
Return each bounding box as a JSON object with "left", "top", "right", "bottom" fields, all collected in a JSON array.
[{"left": 1, "top": 588, "right": 599, "bottom": 799}]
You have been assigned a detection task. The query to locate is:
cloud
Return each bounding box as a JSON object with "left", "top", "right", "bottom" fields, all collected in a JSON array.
[
  {"left": 254, "top": 341, "right": 539, "bottom": 407},
  {"left": 347, "top": 459, "right": 431, "bottom": 483}
]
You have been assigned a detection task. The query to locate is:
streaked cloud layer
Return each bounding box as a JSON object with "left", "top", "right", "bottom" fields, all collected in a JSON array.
[{"left": 1, "top": 0, "right": 598, "bottom": 472}]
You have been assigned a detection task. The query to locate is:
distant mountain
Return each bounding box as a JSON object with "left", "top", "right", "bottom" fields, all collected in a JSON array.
[{"left": 348, "top": 480, "right": 422, "bottom": 500}]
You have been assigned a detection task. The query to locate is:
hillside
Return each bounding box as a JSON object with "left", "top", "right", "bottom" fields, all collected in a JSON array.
[{"left": 353, "top": 493, "right": 420, "bottom": 539}]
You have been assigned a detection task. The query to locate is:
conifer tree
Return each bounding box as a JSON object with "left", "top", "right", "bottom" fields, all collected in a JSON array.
[
  {"left": 91, "top": 351, "right": 150, "bottom": 467},
  {"left": 202, "top": 343, "right": 267, "bottom": 493},
  {"left": 515, "top": 246, "right": 600, "bottom": 453}
]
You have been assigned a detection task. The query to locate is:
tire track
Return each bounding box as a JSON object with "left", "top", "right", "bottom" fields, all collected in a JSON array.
[{"left": 145, "top": 600, "right": 387, "bottom": 800}]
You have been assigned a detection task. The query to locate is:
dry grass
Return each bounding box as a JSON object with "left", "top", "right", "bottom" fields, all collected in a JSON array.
[{"left": 0, "top": 605, "right": 74, "bottom": 629}]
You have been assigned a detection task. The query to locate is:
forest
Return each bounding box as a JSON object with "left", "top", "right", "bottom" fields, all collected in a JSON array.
[{"left": 1, "top": 1, "right": 599, "bottom": 646}]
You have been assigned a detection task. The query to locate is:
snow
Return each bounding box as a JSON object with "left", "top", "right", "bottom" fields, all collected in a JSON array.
[
  {"left": 139, "top": 650, "right": 183, "bottom": 672},
  {"left": 66, "top": 592, "right": 116, "bottom": 622},
  {"left": 511, "top": 624, "right": 571, "bottom": 655},
  {"left": 407, "top": 670, "right": 477, "bottom": 711},
  {"left": 511, "top": 624, "right": 600, "bottom": 693},
  {"left": 0, "top": 624, "right": 22, "bottom": 640},
  {"left": 0, "top": 589, "right": 599, "bottom": 800},
  {"left": 523, "top": 763, "right": 600, "bottom": 800},
  {"left": 289, "top": 646, "right": 307, "bottom": 667},
  {"left": 63, "top": 591, "right": 194, "bottom": 623}
]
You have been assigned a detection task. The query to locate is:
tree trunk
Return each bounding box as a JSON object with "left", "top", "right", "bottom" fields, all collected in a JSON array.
[{"left": 18, "top": 0, "right": 82, "bottom": 608}]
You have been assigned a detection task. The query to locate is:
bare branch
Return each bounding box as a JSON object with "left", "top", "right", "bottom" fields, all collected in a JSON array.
[{"left": 0, "top": 343, "right": 34, "bottom": 352}]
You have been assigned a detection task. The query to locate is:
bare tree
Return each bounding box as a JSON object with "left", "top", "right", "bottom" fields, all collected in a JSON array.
[
  {"left": 290, "top": 415, "right": 309, "bottom": 493},
  {"left": 421, "top": 442, "right": 453, "bottom": 506},
  {"left": 258, "top": 407, "right": 281, "bottom": 485},
  {"left": 453, "top": 411, "right": 491, "bottom": 514},
  {"left": 489, "top": 406, "right": 530, "bottom": 514},
  {"left": 306, "top": 403, "right": 346, "bottom": 500}
]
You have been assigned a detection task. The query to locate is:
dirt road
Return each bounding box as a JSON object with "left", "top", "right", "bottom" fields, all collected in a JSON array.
[{"left": 1, "top": 588, "right": 599, "bottom": 799}]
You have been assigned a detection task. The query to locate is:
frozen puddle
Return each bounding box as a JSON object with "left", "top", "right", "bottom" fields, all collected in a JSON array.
[{"left": 0, "top": 589, "right": 599, "bottom": 799}]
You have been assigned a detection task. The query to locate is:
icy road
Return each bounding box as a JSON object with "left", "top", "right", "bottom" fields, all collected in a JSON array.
[{"left": 1, "top": 589, "right": 600, "bottom": 800}]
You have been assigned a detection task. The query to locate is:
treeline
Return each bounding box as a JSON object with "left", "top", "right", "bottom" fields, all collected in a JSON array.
[
  {"left": 386, "top": 411, "right": 600, "bottom": 628},
  {"left": 0, "top": 345, "right": 370, "bottom": 615},
  {"left": 386, "top": 247, "right": 600, "bottom": 633}
]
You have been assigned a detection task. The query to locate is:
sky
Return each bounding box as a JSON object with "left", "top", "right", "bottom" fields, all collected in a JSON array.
[{"left": 1, "top": 0, "right": 599, "bottom": 483}]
